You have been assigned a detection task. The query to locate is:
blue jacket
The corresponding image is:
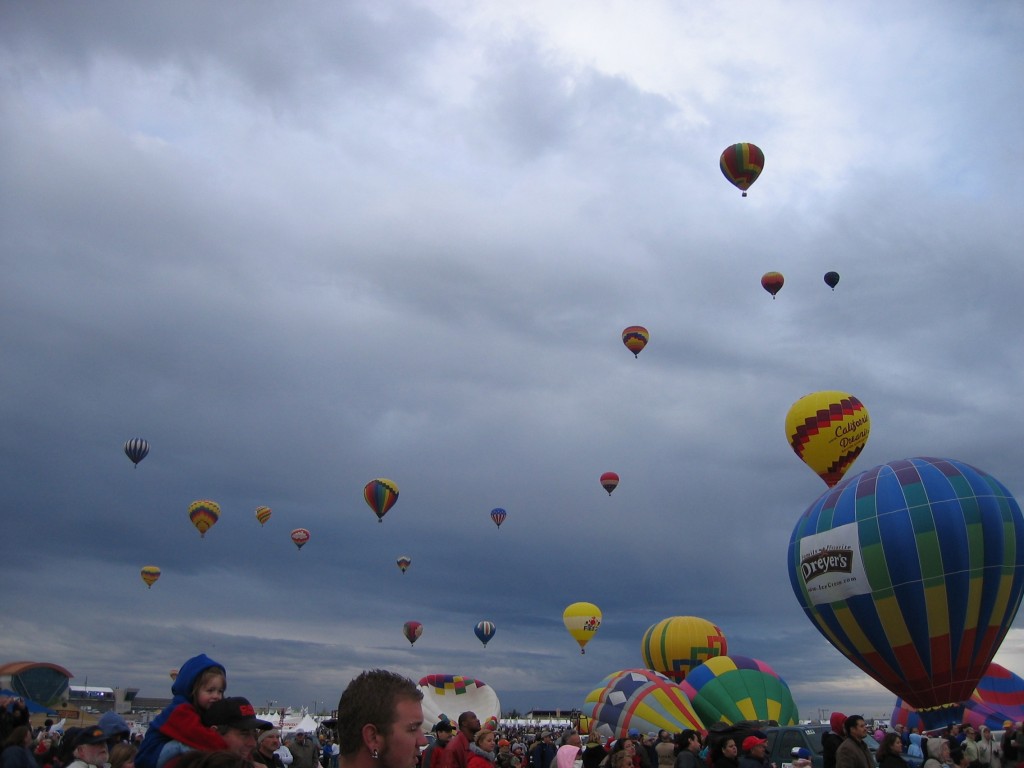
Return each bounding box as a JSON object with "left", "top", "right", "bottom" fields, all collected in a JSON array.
[{"left": 134, "top": 654, "right": 225, "bottom": 768}]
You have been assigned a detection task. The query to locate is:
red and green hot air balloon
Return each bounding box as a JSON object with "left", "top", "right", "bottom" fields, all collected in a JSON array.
[
  {"left": 364, "top": 478, "right": 399, "bottom": 523},
  {"left": 720, "top": 143, "right": 764, "bottom": 197}
]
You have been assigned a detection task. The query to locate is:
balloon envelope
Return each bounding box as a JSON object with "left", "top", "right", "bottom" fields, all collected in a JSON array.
[
  {"left": 585, "top": 668, "right": 703, "bottom": 739},
  {"left": 720, "top": 143, "right": 764, "bottom": 196},
  {"left": 679, "top": 655, "right": 799, "bottom": 726},
  {"left": 291, "top": 528, "right": 310, "bottom": 550},
  {"left": 600, "top": 472, "right": 619, "bottom": 496},
  {"left": 188, "top": 500, "right": 220, "bottom": 538},
  {"left": 417, "top": 675, "right": 501, "bottom": 733},
  {"left": 490, "top": 508, "right": 507, "bottom": 529},
  {"left": 397, "top": 556, "right": 412, "bottom": 574},
  {"left": 475, "top": 620, "right": 496, "bottom": 646},
  {"left": 622, "top": 326, "right": 649, "bottom": 358},
  {"left": 564, "top": 602, "right": 602, "bottom": 654},
  {"left": 761, "top": 271, "right": 784, "bottom": 298},
  {"left": 788, "top": 457, "right": 1024, "bottom": 710},
  {"left": 785, "top": 390, "right": 870, "bottom": 488},
  {"left": 140, "top": 565, "right": 161, "bottom": 589},
  {"left": 824, "top": 271, "right": 840, "bottom": 290},
  {"left": 255, "top": 506, "right": 272, "bottom": 526},
  {"left": 892, "top": 662, "right": 1024, "bottom": 732},
  {"left": 364, "top": 478, "right": 399, "bottom": 522},
  {"left": 403, "top": 621, "right": 423, "bottom": 646},
  {"left": 641, "top": 616, "right": 728, "bottom": 682},
  {"left": 124, "top": 438, "right": 149, "bottom": 466}
]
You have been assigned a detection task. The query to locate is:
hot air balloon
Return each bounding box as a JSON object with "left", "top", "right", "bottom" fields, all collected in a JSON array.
[
  {"left": 761, "top": 272, "right": 784, "bottom": 298},
  {"left": 490, "top": 508, "right": 507, "bottom": 529},
  {"left": 140, "top": 565, "right": 161, "bottom": 589},
  {"left": 124, "top": 438, "right": 149, "bottom": 467},
  {"left": 189, "top": 500, "right": 220, "bottom": 538},
  {"left": 622, "top": 326, "right": 649, "bottom": 358},
  {"left": 824, "top": 271, "right": 840, "bottom": 290},
  {"left": 291, "top": 528, "right": 310, "bottom": 550},
  {"left": 169, "top": 669, "right": 178, "bottom": 681},
  {"left": 403, "top": 621, "right": 423, "bottom": 646},
  {"left": 720, "top": 143, "right": 764, "bottom": 197},
  {"left": 785, "top": 390, "right": 870, "bottom": 488},
  {"left": 418, "top": 676, "right": 501, "bottom": 732},
  {"left": 563, "top": 602, "right": 602, "bottom": 654},
  {"left": 364, "top": 478, "right": 399, "bottom": 523},
  {"left": 585, "top": 669, "right": 704, "bottom": 739},
  {"left": 255, "top": 506, "right": 272, "bottom": 526},
  {"left": 475, "top": 620, "right": 496, "bottom": 647},
  {"left": 892, "top": 662, "right": 1024, "bottom": 732},
  {"left": 600, "top": 472, "right": 619, "bottom": 496},
  {"left": 397, "top": 555, "right": 412, "bottom": 574},
  {"left": 788, "top": 458, "right": 1024, "bottom": 728},
  {"left": 679, "top": 655, "right": 799, "bottom": 726},
  {"left": 641, "top": 616, "right": 728, "bottom": 682}
]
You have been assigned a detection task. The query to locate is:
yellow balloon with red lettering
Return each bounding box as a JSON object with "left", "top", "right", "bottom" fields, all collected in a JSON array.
[
  {"left": 563, "top": 602, "right": 602, "bottom": 654},
  {"left": 785, "top": 391, "right": 870, "bottom": 487}
]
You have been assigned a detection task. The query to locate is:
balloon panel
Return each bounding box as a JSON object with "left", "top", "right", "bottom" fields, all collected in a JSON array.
[
  {"left": 641, "top": 616, "right": 728, "bottom": 682},
  {"left": 788, "top": 458, "right": 1024, "bottom": 709},
  {"left": 418, "top": 675, "right": 501, "bottom": 732},
  {"left": 584, "top": 668, "right": 703, "bottom": 739},
  {"left": 785, "top": 391, "right": 870, "bottom": 487},
  {"left": 680, "top": 655, "right": 798, "bottom": 726}
]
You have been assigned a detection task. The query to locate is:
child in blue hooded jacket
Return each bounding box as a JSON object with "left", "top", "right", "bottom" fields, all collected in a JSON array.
[{"left": 134, "top": 654, "right": 228, "bottom": 768}]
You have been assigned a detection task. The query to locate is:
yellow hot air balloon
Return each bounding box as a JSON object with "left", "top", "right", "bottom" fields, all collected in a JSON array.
[
  {"left": 255, "top": 506, "right": 272, "bottom": 526},
  {"left": 640, "top": 616, "right": 728, "bottom": 682},
  {"left": 563, "top": 602, "right": 602, "bottom": 654},
  {"left": 189, "top": 500, "right": 221, "bottom": 538},
  {"left": 140, "top": 565, "right": 161, "bottom": 589},
  {"left": 785, "top": 391, "right": 870, "bottom": 487}
]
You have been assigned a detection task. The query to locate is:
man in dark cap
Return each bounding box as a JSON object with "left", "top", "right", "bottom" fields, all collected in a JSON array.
[
  {"left": 66, "top": 727, "right": 110, "bottom": 768},
  {"left": 423, "top": 721, "right": 454, "bottom": 768},
  {"left": 203, "top": 697, "right": 273, "bottom": 762}
]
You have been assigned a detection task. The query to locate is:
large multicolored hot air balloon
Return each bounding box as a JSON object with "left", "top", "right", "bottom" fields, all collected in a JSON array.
[
  {"left": 761, "top": 272, "right": 784, "bottom": 298},
  {"left": 189, "top": 500, "right": 220, "bottom": 538},
  {"left": 124, "top": 438, "right": 150, "bottom": 467},
  {"left": 892, "top": 662, "right": 1024, "bottom": 732},
  {"left": 564, "top": 602, "right": 602, "bottom": 654},
  {"left": 364, "top": 478, "right": 399, "bottom": 523},
  {"left": 785, "top": 391, "right": 870, "bottom": 488},
  {"left": 255, "top": 506, "right": 272, "bottom": 526},
  {"left": 622, "top": 326, "right": 649, "bottom": 358},
  {"left": 600, "top": 472, "right": 619, "bottom": 496},
  {"left": 679, "top": 655, "right": 799, "bottom": 726},
  {"left": 490, "top": 508, "right": 507, "bottom": 529},
  {"left": 788, "top": 458, "right": 1024, "bottom": 726},
  {"left": 417, "top": 676, "right": 501, "bottom": 733},
  {"left": 291, "top": 528, "right": 310, "bottom": 550},
  {"left": 140, "top": 565, "right": 161, "bottom": 589},
  {"left": 585, "top": 669, "right": 704, "bottom": 739},
  {"left": 397, "top": 555, "right": 412, "bottom": 574},
  {"left": 403, "top": 621, "right": 423, "bottom": 646},
  {"left": 720, "top": 143, "right": 764, "bottom": 197},
  {"left": 824, "top": 271, "right": 840, "bottom": 291},
  {"left": 641, "top": 616, "right": 728, "bottom": 682},
  {"left": 475, "top": 620, "right": 496, "bottom": 647}
]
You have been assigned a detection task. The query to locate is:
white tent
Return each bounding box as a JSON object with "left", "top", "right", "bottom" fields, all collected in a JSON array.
[{"left": 281, "top": 714, "right": 320, "bottom": 736}]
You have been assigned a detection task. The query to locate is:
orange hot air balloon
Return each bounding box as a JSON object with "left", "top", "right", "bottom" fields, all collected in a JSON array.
[
  {"left": 291, "top": 528, "right": 311, "bottom": 550},
  {"left": 364, "top": 478, "right": 399, "bottom": 523},
  {"left": 189, "top": 500, "right": 221, "bottom": 538},
  {"left": 255, "top": 506, "right": 272, "bottom": 526},
  {"left": 622, "top": 326, "right": 649, "bottom": 358},
  {"left": 140, "top": 565, "right": 161, "bottom": 589},
  {"left": 600, "top": 472, "right": 619, "bottom": 496},
  {"left": 761, "top": 272, "right": 784, "bottom": 299}
]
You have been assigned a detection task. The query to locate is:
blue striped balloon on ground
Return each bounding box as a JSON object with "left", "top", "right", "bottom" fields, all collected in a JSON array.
[
  {"left": 788, "top": 457, "right": 1024, "bottom": 725},
  {"left": 584, "top": 668, "right": 703, "bottom": 739}
]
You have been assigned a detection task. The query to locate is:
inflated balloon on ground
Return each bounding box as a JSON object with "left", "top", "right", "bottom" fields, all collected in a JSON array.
[
  {"left": 418, "top": 675, "right": 501, "bottom": 733},
  {"left": 585, "top": 668, "right": 703, "bottom": 739},
  {"left": 788, "top": 457, "right": 1024, "bottom": 719},
  {"left": 679, "top": 655, "right": 799, "bottom": 725},
  {"left": 641, "top": 616, "right": 728, "bottom": 682}
]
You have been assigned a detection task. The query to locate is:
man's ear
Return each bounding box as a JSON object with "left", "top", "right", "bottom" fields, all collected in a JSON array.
[{"left": 363, "top": 723, "right": 383, "bottom": 754}]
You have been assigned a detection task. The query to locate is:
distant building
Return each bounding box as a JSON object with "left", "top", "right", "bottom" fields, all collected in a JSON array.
[{"left": 0, "top": 661, "right": 72, "bottom": 708}]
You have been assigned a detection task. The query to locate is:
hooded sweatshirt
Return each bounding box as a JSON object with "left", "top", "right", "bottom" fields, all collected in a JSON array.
[
  {"left": 823, "top": 714, "right": 846, "bottom": 768},
  {"left": 923, "top": 738, "right": 947, "bottom": 768},
  {"left": 98, "top": 712, "right": 131, "bottom": 742},
  {"left": 134, "top": 654, "right": 226, "bottom": 768}
]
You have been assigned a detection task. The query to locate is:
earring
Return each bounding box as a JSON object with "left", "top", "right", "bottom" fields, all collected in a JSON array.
[{"left": 372, "top": 750, "right": 379, "bottom": 760}]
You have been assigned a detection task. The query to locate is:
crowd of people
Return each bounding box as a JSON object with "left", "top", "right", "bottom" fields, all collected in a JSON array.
[{"left": 3, "top": 662, "right": 1022, "bottom": 768}]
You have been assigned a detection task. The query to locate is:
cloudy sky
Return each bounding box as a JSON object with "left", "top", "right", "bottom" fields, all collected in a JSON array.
[{"left": 3, "top": 0, "right": 1023, "bottom": 723}]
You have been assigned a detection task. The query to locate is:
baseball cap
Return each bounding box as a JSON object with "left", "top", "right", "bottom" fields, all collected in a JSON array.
[
  {"left": 628, "top": 729, "right": 639, "bottom": 738},
  {"left": 742, "top": 737, "right": 767, "bottom": 752},
  {"left": 792, "top": 748, "right": 812, "bottom": 760},
  {"left": 434, "top": 721, "right": 455, "bottom": 733},
  {"left": 203, "top": 697, "right": 273, "bottom": 731},
  {"left": 74, "top": 727, "right": 109, "bottom": 748}
]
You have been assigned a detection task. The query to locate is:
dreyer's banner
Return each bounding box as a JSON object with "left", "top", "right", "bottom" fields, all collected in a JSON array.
[{"left": 797, "top": 522, "right": 872, "bottom": 605}]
